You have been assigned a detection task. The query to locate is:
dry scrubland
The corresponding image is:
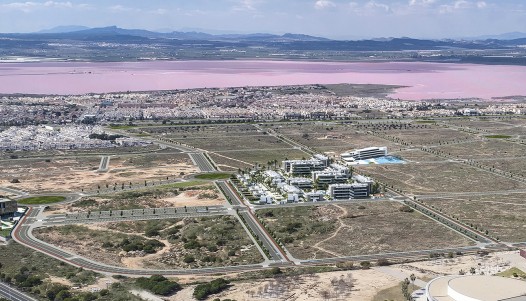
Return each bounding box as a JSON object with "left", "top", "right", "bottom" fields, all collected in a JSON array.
[
  {"left": 257, "top": 202, "right": 473, "bottom": 260},
  {"left": 0, "top": 152, "right": 195, "bottom": 193},
  {"left": 47, "top": 182, "right": 224, "bottom": 213},
  {"left": 435, "top": 139, "right": 526, "bottom": 159},
  {"left": 34, "top": 216, "right": 264, "bottom": 269},
  {"left": 378, "top": 126, "right": 474, "bottom": 145},
  {"left": 358, "top": 162, "right": 526, "bottom": 195},
  {"left": 424, "top": 196, "right": 526, "bottom": 242}
]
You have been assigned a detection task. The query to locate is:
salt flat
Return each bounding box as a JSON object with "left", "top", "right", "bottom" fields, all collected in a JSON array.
[{"left": 0, "top": 60, "right": 525, "bottom": 100}]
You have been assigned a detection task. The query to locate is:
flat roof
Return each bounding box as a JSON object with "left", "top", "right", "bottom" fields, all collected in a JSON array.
[{"left": 427, "top": 275, "right": 526, "bottom": 301}]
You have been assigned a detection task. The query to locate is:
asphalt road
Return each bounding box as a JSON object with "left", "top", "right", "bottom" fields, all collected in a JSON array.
[
  {"left": 238, "top": 210, "right": 284, "bottom": 262},
  {"left": 13, "top": 207, "right": 279, "bottom": 276},
  {"left": 98, "top": 156, "right": 110, "bottom": 172},
  {"left": 0, "top": 282, "right": 36, "bottom": 301},
  {"left": 189, "top": 152, "right": 216, "bottom": 172},
  {"left": 216, "top": 181, "right": 242, "bottom": 206}
]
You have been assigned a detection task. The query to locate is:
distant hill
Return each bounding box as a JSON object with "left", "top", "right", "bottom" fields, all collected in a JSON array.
[
  {"left": 37, "top": 25, "right": 91, "bottom": 34},
  {"left": 466, "top": 32, "right": 526, "bottom": 41},
  {"left": 29, "top": 26, "right": 331, "bottom": 42}
]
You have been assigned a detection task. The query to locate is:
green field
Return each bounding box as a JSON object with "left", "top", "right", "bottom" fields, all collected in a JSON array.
[
  {"left": 19, "top": 196, "right": 66, "bottom": 205},
  {"left": 486, "top": 135, "right": 512, "bottom": 139}
]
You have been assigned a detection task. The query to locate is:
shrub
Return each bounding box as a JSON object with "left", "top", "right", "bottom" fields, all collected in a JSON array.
[
  {"left": 136, "top": 275, "right": 181, "bottom": 296},
  {"left": 193, "top": 278, "right": 230, "bottom": 300}
]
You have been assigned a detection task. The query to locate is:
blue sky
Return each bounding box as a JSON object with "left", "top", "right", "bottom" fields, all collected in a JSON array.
[{"left": 0, "top": 0, "right": 525, "bottom": 39}]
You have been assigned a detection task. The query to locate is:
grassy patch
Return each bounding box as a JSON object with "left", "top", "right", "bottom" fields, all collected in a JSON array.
[
  {"left": 108, "top": 124, "right": 137, "bottom": 130},
  {"left": 0, "top": 228, "right": 12, "bottom": 237},
  {"left": 372, "top": 282, "right": 405, "bottom": 301},
  {"left": 486, "top": 135, "right": 512, "bottom": 139},
  {"left": 415, "top": 120, "right": 437, "bottom": 124},
  {"left": 19, "top": 196, "right": 66, "bottom": 205},
  {"left": 194, "top": 173, "right": 232, "bottom": 180},
  {"left": 497, "top": 267, "right": 526, "bottom": 279}
]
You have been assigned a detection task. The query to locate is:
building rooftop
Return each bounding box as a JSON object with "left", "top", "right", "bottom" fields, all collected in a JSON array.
[{"left": 427, "top": 275, "right": 526, "bottom": 301}]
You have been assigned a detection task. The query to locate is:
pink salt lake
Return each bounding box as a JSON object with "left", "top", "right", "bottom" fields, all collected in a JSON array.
[{"left": 0, "top": 60, "right": 525, "bottom": 100}]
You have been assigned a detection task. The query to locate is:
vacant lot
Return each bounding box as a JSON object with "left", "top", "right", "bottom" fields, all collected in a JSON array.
[
  {"left": 51, "top": 182, "right": 225, "bottom": 213},
  {"left": 214, "top": 149, "right": 309, "bottom": 166},
  {"left": 34, "top": 215, "right": 264, "bottom": 269},
  {"left": 0, "top": 152, "right": 196, "bottom": 193},
  {"left": 19, "top": 196, "right": 66, "bottom": 205},
  {"left": 173, "top": 134, "right": 290, "bottom": 151},
  {"left": 208, "top": 153, "right": 253, "bottom": 171},
  {"left": 424, "top": 196, "right": 526, "bottom": 242},
  {"left": 435, "top": 139, "right": 526, "bottom": 160},
  {"left": 141, "top": 124, "right": 261, "bottom": 139},
  {"left": 378, "top": 126, "right": 474, "bottom": 146},
  {"left": 357, "top": 162, "right": 526, "bottom": 195},
  {"left": 258, "top": 202, "right": 473, "bottom": 260}
]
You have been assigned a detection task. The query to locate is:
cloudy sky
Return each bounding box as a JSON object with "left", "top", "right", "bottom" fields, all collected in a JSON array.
[{"left": 0, "top": 0, "right": 525, "bottom": 39}]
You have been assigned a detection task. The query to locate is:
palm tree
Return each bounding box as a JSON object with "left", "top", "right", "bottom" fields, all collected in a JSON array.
[{"left": 410, "top": 274, "right": 416, "bottom": 291}]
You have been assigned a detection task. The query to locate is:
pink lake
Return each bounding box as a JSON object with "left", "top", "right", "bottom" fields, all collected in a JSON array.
[{"left": 1, "top": 60, "right": 526, "bottom": 100}]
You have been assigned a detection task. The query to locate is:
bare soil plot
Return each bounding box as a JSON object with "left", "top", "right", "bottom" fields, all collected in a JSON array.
[
  {"left": 34, "top": 215, "right": 264, "bottom": 269},
  {"left": 0, "top": 153, "right": 196, "bottom": 193},
  {"left": 283, "top": 132, "right": 400, "bottom": 153},
  {"left": 356, "top": 162, "right": 526, "bottom": 195},
  {"left": 215, "top": 149, "right": 309, "bottom": 165},
  {"left": 208, "top": 153, "right": 252, "bottom": 171},
  {"left": 141, "top": 124, "right": 261, "bottom": 138},
  {"left": 50, "top": 183, "right": 224, "bottom": 213},
  {"left": 258, "top": 202, "right": 473, "bottom": 260},
  {"left": 435, "top": 139, "right": 526, "bottom": 159},
  {"left": 482, "top": 158, "right": 526, "bottom": 177},
  {"left": 378, "top": 126, "right": 474, "bottom": 146},
  {"left": 0, "top": 145, "right": 160, "bottom": 160},
  {"left": 391, "top": 149, "right": 447, "bottom": 163},
  {"left": 172, "top": 135, "right": 290, "bottom": 151},
  {"left": 423, "top": 197, "right": 526, "bottom": 242}
]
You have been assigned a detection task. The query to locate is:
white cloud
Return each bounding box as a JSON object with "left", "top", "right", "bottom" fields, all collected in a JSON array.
[
  {"left": 314, "top": 0, "right": 336, "bottom": 10},
  {"left": 109, "top": 5, "right": 140, "bottom": 12},
  {"left": 0, "top": 1, "right": 87, "bottom": 12},
  {"left": 439, "top": 0, "right": 486, "bottom": 13},
  {"left": 409, "top": 0, "right": 436, "bottom": 6},
  {"left": 477, "top": 1, "right": 487, "bottom": 8},
  {"left": 233, "top": 0, "right": 261, "bottom": 11},
  {"left": 365, "top": 1, "right": 391, "bottom": 12}
]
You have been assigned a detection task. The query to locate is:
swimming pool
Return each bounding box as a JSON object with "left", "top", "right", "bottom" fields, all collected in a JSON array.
[{"left": 375, "top": 156, "right": 405, "bottom": 164}]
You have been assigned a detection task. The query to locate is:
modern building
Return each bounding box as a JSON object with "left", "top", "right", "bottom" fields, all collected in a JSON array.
[
  {"left": 312, "top": 171, "right": 349, "bottom": 187},
  {"left": 341, "top": 147, "right": 387, "bottom": 162},
  {"left": 328, "top": 183, "right": 370, "bottom": 200},
  {"left": 0, "top": 199, "right": 17, "bottom": 217},
  {"left": 288, "top": 178, "right": 313, "bottom": 189},
  {"left": 425, "top": 275, "right": 526, "bottom": 301},
  {"left": 353, "top": 175, "right": 375, "bottom": 193},
  {"left": 305, "top": 191, "right": 326, "bottom": 202},
  {"left": 282, "top": 159, "right": 325, "bottom": 175}
]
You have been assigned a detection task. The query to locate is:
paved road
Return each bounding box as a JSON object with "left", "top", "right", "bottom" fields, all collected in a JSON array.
[
  {"left": 0, "top": 282, "right": 36, "bottom": 301},
  {"left": 0, "top": 187, "right": 27, "bottom": 197},
  {"left": 216, "top": 181, "right": 242, "bottom": 206},
  {"left": 238, "top": 210, "right": 284, "bottom": 262},
  {"left": 13, "top": 207, "right": 281, "bottom": 276},
  {"left": 216, "top": 181, "right": 288, "bottom": 262},
  {"left": 189, "top": 153, "right": 216, "bottom": 172},
  {"left": 98, "top": 156, "right": 110, "bottom": 172},
  {"left": 299, "top": 244, "right": 508, "bottom": 266}
]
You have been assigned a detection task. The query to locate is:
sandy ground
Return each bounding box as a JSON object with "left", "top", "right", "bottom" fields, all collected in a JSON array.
[
  {"left": 161, "top": 251, "right": 523, "bottom": 301},
  {"left": 162, "top": 190, "right": 225, "bottom": 208},
  {"left": 1, "top": 158, "right": 197, "bottom": 193},
  {"left": 170, "top": 269, "right": 399, "bottom": 301}
]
